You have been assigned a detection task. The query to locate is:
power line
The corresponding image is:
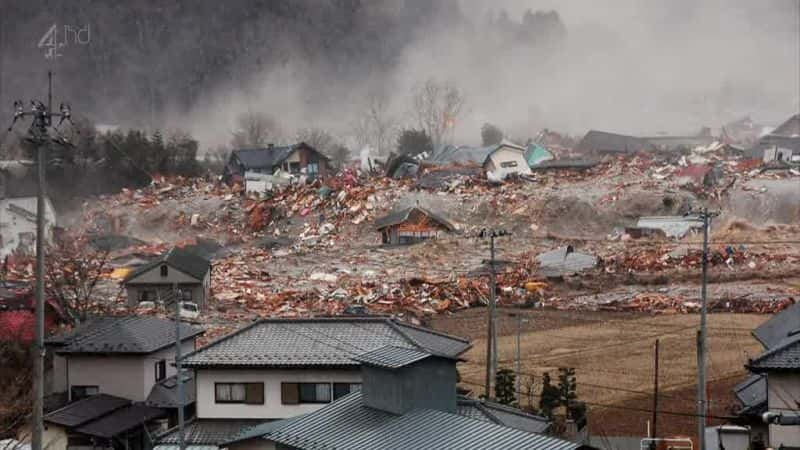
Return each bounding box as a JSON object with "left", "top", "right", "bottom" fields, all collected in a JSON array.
[{"left": 458, "top": 379, "right": 736, "bottom": 421}]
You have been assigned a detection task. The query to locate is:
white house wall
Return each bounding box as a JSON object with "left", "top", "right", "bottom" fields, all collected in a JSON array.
[
  {"left": 196, "top": 369, "right": 361, "bottom": 419},
  {"left": 484, "top": 147, "right": 531, "bottom": 179},
  {"left": 768, "top": 373, "right": 800, "bottom": 447},
  {"left": 65, "top": 340, "right": 194, "bottom": 402}
]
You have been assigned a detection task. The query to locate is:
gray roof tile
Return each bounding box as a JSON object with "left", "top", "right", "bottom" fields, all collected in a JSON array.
[
  {"left": 147, "top": 371, "right": 195, "bottom": 408},
  {"left": 45, "top": 394, "right": 130, "bottom": 428},
  {"left": 52, "top": 316, "right": 203, "bottom": 354},
  {"left": 752, "top": 302, "right": 800, "bottom": 349},
  {"left": 158, "top": 420, "right": 262, "bottom": 445},
  {"left": 748, "top": 335, "right": 800, "bottom": 372},
  {"left": 125, "top": 247, "right": 210, "bottom": 283},
  {"left": 181, "top": 317, "right": 470, "bottom": 368},
  {"left": 265, "top": 392, "right": 576, "bottom": 450},
  {"left": 457, "top": 397, "right": 551, "bottom": 434},
  {"left": 354, "top": 346, "right": 435, "bottom": 369},
  {"left": 75, "top": 404, "right": 166, "bottom": 438}
]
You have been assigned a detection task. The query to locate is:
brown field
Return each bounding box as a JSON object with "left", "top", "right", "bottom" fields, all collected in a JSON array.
[{"left": 429, "top": 308, "right": 769, "bottom": 436}]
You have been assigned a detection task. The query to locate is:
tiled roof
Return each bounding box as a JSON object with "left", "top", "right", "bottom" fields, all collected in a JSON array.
[
  {"left": 264, "top": 392, "right": 576, "bottom": 450},
  {"left": 373, "top": 206, "right": 455, "bottom": 232},
  {"left": 158, "top": 420, "right": 262, "bottom": 445},
  {"left": 457, "top": 397, "right": 551, "bottom": 434},
  {"left": 75, "top": 404, "right": 165, "bottom": 438},
  {"left": 752, "top": 301, "right": 800, "bottom": 349},
  {"left": 125, "top": 247, "right": 210, "bottom": 283},
  {"left": 221, "top": 418, "right": 299, "bottom": 445},
  {"left": 733, "top": 374, "right": 766, "bottom": 416},
  {"left": 576, "top": 130, "right": 654, "bottom": 154},
  {"left": 45, "top": 394, "right": 130, "bottom": 427},
  {"left": 51, "top": 316, "right": 203, "bottom": 354},
  {"left": 181, "top": 317, "right": 471, "bottom": 368},
  {"left": 147, "top": 371, "right": 195, "bottom": 408},
  {"left": 354, "top": 346, "right": 436, "bottom": 369},
  {"left": 747, "top": 335, "right": 800, "bottom": 372}
]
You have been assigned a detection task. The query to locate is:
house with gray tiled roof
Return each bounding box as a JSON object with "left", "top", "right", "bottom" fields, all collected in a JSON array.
[
  {"left": 46, "top": 315, "right": 202, "bottom": 417},
  {"left": 734, "top": 301, "right": 800, "bottom": 449},
  {"left": 226, "top": 344, "right": 568, "bottom": 450},
  {"left": 156, "top": 317, "right": 471, "bottom": 448},
  {"left": 123, "top": 247, "right": 211, "bottom": 308}
]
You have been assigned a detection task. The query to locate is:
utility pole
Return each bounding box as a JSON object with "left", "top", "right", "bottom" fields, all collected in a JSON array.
[
  {"left": 514, "top": 313, "right": 529, "bottom": 405},
  {"left": 7, "top": 72, "right": 72, "bottom": 450},
  {"left": 694, "top": 207, "right": 716, "bottom": 450},
  {"left": 479, "top": 228, "right": 510, "bottom": 398},
  {"left": 173, "top": 284, "right": 185, "bottom": 450},
  {"left": 652, "top": 339, "right": 659, "bottom": 439}
]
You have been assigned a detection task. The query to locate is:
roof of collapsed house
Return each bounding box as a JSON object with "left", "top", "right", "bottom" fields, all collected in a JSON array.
[
  {"left": 426, "top": 142, "right": 525, "bottom": 167},
  {"left": 770, "top": 113, "right": 800, "bottom": 138},
  {"left": 374, "top": 206, "right": 456, "bottom": 232},
  {"left": 180, "top": 317, "right": 471, "bottom": 368},
  {"left": 231, "top": 142, "right": 328, "bottom": 170},
  {"left": 49, "top": 315, "right": 203, "bottom": 354},
  {"left": 576, "top": 130, "right": 655, "bottom": 154},
  {"left": 261, "top": 392, "right": 576, "bottom": 450},
  {"left": 124, "top": 246, "right": 211, "bottom": 282}
]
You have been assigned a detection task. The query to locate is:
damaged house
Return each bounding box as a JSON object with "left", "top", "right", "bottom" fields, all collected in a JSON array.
[
  {"left": 575, "top": 130, "right": 655, "bottom": 155},
  {"left": 482, "top": 142, "right": 532, "bottom": 180},
  {"left": 223, "top": 142, "right": 331, "bottom": 186},
  {"left": 374, "top": 206, "right": 456, "bottom": 245},
  {"left": 123, "top": 247, "right": 211, "bottom": 308},
  {"left": 756, "top": 114, "right": 800, "bottom": 164}
]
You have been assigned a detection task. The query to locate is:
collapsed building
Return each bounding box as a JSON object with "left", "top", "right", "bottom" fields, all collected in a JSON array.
[
  {"left": 374, "top": 206, "right": 456, "bottom": 245},
  {"left": 223, "top": 142, "right": 331, "bottom": 190}
]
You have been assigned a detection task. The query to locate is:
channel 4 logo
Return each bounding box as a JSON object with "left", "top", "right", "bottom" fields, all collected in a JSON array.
[{"left": 38, "top": 24, "right": 91, "bottom": 60}]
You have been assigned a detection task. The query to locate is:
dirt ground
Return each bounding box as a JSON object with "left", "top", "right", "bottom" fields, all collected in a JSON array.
[{"left": 428, "top": 308, "right": 768, "bottom": 436}]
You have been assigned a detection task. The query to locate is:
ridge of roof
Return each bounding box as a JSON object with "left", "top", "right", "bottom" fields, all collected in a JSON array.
[
  {"left": 53, "top": 315, "right": 204, "bottom": 354},
  {"left": 391, "top": 320, "right": 471, "bottom": 345},
  {"left": 747, "top": 334, "right": 800, "bottom": 372}
]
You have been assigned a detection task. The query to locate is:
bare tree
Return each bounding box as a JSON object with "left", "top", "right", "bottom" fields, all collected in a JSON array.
[
  {"left": 296, "top": 127, "right": 336, "bottom": 155},
  {"left": 351, "top": 94, "right": 397, "bottom": 155},
  {"left": 231, "top": 110, "right": 281, "bottom": 148},
  {"left": 411, "top": 79, "right": 465, "bottom": 148},
  {"left": 46, "top": 237, "right": 110, "bottom": 325}
]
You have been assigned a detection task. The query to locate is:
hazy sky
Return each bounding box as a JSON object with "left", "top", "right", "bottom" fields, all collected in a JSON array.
[{"left": 183, "top": 0, "right": 800, "bottom": 148}]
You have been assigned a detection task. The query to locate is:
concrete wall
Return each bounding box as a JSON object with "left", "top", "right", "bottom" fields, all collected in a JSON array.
[
  {"left": 41, "top": 423, "right": 67, "bottom": 450},
  {"left": 768, "top": 372, "right": 800, "bottom": 447},
  {"left": 195, "top": 368, "right": 361, "bottom": 419},
  {"left": 65, "top": 340, "right": 194, "bottom": 402},
  {"left": 0, "top": 196, "right": 57, "bottom": 257},
  {"left": 362, "top": 358, "right": 457, "bottom": 415}
]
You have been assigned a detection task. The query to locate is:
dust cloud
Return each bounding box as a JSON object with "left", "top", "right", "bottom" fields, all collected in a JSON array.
[{"left": 181, "top": 0, "right": 800, "bottom": 149}]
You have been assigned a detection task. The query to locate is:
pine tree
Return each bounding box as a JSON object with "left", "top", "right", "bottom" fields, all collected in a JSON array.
[
  {"left": 539, "top": 371, "right": 560, "bottom": 417},
  {"left": 495, "top": 368, "right": 516, "bottom": 406}
]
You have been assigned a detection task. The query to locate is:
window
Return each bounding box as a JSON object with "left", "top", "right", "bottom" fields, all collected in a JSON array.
[
  {"left": 139, "top": 290, "right": 156, "bottom": 302},
  {"left": 160, "top": 265, "right": 168, "bottom": 277},
  {"left": 307, "top": 162, "right": 319, "bottom": 175},
  {"left": 155, "top": 360, "right": 166, "bottom": 382},
  {"left": 70, "top": 385, "right": 99, "bottom": 400},
  {"left": 288, "top": 162, "right": 301, "bottom": 174},
  {"left": 333, "top": 383, "right": 361, "bottom": 400},
  {"left": 181, "top": 289, "right": 192, "bottom": 301},
  {"left": 281, "top": 382, "right": 334, "bottom": 404},
  {"left": 214, "top": 383, "right": 264, "bottom": 404},
  {"left": 500, "top": 161, "right": 518, "bottom": 168}
]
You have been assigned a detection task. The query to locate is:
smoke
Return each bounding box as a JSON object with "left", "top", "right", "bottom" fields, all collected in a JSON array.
[{"left": 177, "top": 0, "right": 799, "bottom": 151}]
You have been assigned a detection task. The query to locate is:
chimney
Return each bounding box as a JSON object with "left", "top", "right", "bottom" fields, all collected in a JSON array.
[{"left": 355, "top": 346, "right": 458, "bottom": 415}]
